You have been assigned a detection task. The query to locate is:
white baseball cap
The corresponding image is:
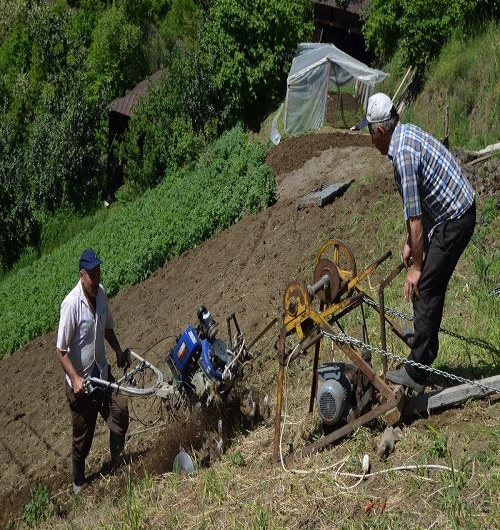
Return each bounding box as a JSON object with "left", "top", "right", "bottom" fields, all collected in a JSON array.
[
  {"left": 355, "top": 93, "right": 394, "bottom": 130},
  {"left": 366, "top": 93, "right": 394, "bottom": 123}
]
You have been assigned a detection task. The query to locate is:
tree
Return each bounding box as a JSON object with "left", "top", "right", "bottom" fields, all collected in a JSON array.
[
  {"left": 159, "top": 0, "right": 202, "bottom": 52},
  {"left": 26, "top": 74, "right": 107, "bottom": 217},
  {"left": 0, "top": 0, "right": 27, "bottom": 45},
  {"left": 86, "top": 3, "right": 148, "bottom": 98},
  {"left": 119, "top": 53, "right": 209, "bottom": 191},
  {"left": 200, "top": 0, "right": 313, "bottom": 127},
  {"left": 0, "top": 113, "right": 37, "bottom": 271}
]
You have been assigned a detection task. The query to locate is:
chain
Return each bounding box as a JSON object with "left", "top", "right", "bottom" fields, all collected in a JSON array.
[
  {"left": 361, "top": 296, "right": 500, "bottom": 354},
  {"left": 321, "top": 329, "right": 500, "bottom": 394}
]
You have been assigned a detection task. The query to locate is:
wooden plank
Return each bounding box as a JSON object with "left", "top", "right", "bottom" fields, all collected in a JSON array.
[
  {"left": 403, "top": 375, "right": 500, "bottom": 416},
  {"left": 297, "top": 179, "right": 355, "bottom": 210},
  {"left": 465, "top": 152, "right": 496, "bottom": 167},
  {"left": 383, "top": 386, "right": 406, "bottom": 425}
]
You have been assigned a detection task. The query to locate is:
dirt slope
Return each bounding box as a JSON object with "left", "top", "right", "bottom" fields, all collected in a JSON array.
[{"left": 0, "top": 129, "right": 497, "bottom": 526}]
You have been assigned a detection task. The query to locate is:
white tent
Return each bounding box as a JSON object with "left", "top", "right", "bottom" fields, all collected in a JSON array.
[{"left": 282, "top": 43, "right": 388, "bottom": 136}]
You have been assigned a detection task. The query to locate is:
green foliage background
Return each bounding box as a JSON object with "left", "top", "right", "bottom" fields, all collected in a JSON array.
[
  {"left": 404, "top": 20, "right": 500, "bottom": 149},
  {"left": 0, "top": 126, "right": 274, "bottom": 357},
  {"left": 1, "top": 0, "right": 499, "bottom": 358},
  {"left": 363, "top": 0, "right": 500, "bottom": 76},
  {"left": 0, "top": 0, "right": 311, "bottom": 271}
]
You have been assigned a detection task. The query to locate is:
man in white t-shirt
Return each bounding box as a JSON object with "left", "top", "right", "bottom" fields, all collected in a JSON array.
[{"left": 57, "top": 248, "right": 129, "bottom": 494}]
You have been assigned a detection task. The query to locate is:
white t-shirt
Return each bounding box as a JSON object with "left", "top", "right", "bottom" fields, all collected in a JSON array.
[{"left": 56, "top": 281, "right": 114, "bottom": 387}]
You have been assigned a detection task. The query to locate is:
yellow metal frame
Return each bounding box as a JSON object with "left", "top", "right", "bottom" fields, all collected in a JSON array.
[{"left": 273, "top": 243, "right": 406, "bottom": 463}]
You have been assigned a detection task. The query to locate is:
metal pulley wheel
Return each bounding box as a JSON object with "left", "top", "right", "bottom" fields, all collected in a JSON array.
[
  {"left": 282, "top": 280, "right": 310, "bottom": 317},
  {"left": 312, "top": 258, "right": 341, "bottom": 304},
  {"left": 314, "top": 239, "right": 357, "bottom": 300}
]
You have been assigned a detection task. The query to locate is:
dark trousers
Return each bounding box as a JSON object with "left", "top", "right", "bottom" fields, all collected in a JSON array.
[
  {"left": 65, "top": 369, "right": 129, "bottom": 485},
  {"left": 405, "top": 201, "right": 476, "bottom": 383}
]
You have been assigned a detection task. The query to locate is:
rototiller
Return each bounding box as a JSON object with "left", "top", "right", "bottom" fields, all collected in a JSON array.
[{"left": 86, "top": 305, "right": 261, "bottom": 407}]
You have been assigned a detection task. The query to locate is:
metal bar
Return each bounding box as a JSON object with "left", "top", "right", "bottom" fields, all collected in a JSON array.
[
  {"left": 361, "top": 303, "right": 369, "bottom": 344},
  {"left": 377, "top": 260, "right": 405, "bottom": 368},
  {"left": 247, "top": 317, "right": 278, "bottom": 350},
  {"left": 289, "top": 332, "right": 322, "bottom": 363},
  {"left": 379, "top": 289, "right": 388, "bottom": 375},
  {"left": 333, "top": 341, "right": 395, "bottom": 401},
  {"left": 88, "top": 351, "right": 163, "bottom": 397},
  {"left": 308, "top": 274, "right": 330, "bottom": 298},
  {"left": 379, "top": 261, "right": 405, "bottom": 291},
  {"left": 321, "top": 292, "right": 363, "bottom": 322},
  {"left": 273, "top": 327, "right": 287, "bottom": 463},
  {"left": 356, "top": 288, "right": 412, "bottom": 347},
  {"left": 290, "top": 397, "right": 400, "bottom": 461},
  {"left": 318, "top": 314, "right": 396, "bottom": 401},
  {"left": 343, "top": 250, "right": 392, "bottom": 295},
  {"left": 309, "top": 340, "right": 321, "bottom": 413},
  {"left": 233, "top": 313, "right": 241, "bottom": 335},
  {"left": 226, "top": 317, "right": 233, "bottom": 347}
]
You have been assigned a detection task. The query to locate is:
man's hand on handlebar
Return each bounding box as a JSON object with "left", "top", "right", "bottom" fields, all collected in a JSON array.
[
  {"left": 71, "top": 374, "right": 86, "bottom": 397},
  {"left": 117, "top": 348, "right": 131, "bottom": 370}
]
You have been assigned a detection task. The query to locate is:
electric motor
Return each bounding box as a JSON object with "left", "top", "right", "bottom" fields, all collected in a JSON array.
[{"left": 316, "top": 362, "right": 354, "bottom": 426}]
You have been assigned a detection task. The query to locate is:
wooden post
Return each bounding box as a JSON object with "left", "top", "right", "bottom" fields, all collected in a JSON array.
[
  {"left": 442, "top": 106, "right": 450, "bottom": 147},
  {"left": 273, "top": 328, "right": 287, "bottom": 463},
  {"left": 378, "top": 289, "right": 388, "bottom": 375}
]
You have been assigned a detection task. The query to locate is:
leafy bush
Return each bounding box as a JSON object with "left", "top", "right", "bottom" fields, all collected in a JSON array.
[
  {"left": 23, "top": 484, "right": 54, "bottom": 528},
  {"left": 201, "top": 0, "right": 313, "bottom": 127},
  {"left": 26, "top": 75, "right": 107, "bottom": 216},
  {"left": 0, "top": 111, "right": 37, "bottom": 271},
  {"left": 0, "top": 126, "right": 275, "bottom": 357},
  {"left": 120, "top": 49, "right": 218, "bottom": 190},
  {"left": 159, "top": 0, "right": 201, "bottom": 51},
  {"left": 121, "top": 0, "right": 312, "bottom": 191}
]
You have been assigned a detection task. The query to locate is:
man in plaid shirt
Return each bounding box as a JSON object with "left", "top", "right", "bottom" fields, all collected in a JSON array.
[{"left": 363, "top": 93, "right": 476, "bottom": 392}]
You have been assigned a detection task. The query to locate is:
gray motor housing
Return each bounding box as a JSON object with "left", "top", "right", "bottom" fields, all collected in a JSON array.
[{"left": 316, "top": 362, "right": 352, "bottom": 426}]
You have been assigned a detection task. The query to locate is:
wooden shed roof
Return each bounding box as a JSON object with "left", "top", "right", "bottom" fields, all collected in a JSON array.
[
  {"left": 313, "top": 0, "right": 371, "bottom": 17},
  {"left": 109, "top": 70, "right": 164, "bottom": 117}
]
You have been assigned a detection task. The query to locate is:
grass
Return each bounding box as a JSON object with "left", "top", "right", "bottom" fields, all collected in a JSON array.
[
  {"left": 375, "top": 22, "right": 500, "bottom": 151},
  {"left": 35, "top": 393, "right": 499, "bottom": 529},
  {"left": 22, "top": 484, "right": 54, "bottom": 528},
  {"left": 404, "top": 21, "right": 500, "bottom": 149}
]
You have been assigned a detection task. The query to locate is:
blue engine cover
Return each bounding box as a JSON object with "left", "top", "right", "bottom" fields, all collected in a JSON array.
[
  {"left": 171, "top": 325, "right": 202, "bottom": 374},
  {"left": 199, "top": 339, "right": 226, "bottom": 382}
]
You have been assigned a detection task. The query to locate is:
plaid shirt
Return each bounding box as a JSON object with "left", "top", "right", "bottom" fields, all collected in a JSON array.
[{"left": 388, "top": 123, "right": 475, "bottom": 240}]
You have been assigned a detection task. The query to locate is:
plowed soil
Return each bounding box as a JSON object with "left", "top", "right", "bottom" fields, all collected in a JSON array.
[{"left": 0, "top": 128, "right": 498, "bottom": 526}]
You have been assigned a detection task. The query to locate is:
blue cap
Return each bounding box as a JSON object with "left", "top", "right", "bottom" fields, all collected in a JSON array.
[{"left": 79, "top": 248, "right": 102, "bottom": 271}]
